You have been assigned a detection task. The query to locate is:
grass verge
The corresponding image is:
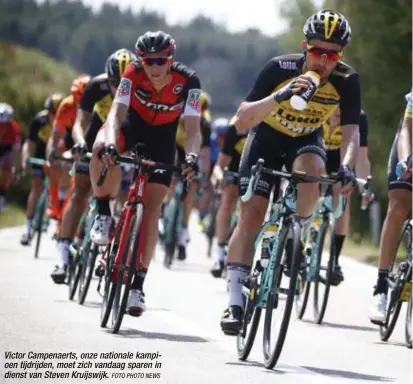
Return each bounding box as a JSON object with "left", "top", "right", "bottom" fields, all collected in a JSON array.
[{"left": 0, "top": 204, "right": 26, "bottom": 229}]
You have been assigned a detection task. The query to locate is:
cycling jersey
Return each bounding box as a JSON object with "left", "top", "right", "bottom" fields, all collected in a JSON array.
[
  {"left": 222, "top": 124, "right": 247, "bottom": 174},
  {"left": 0, "top": 120, "right": 21, "bottom": 159},
  {"left": 53, "top": 95, "right": 77, "bottom": 150},
  {"left": 245, "top": 54, "right": 361, "bottom": 137},
  {"left": 210, "top": 133, "right": 220, "bottom": 164},
  {"left": 113, "top": 61, "right": 201, "bottom": 186},
  {"left": 324, "top": 109, "right": 368, "bottom": 151}
]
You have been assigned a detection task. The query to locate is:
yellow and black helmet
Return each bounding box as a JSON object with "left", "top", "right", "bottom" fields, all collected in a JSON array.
[
  {"left": 303, "top": 9, "right": 351, "bottom": 47},
  {"left": 105, "top": 48, "right": 137, "bottom": 85},
  {"left": 44, "top": 93, "right": 65, "bottom": 113}
]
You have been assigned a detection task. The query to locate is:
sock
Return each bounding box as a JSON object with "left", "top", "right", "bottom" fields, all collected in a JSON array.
[
  {"left": 374, "top": 269, "right": 389, "bottom": 295},
  {"left": 227, "top": 263, "right": 250, "bottom": 308},
  {"left": 60, "top": 238, "right": 72, "bottom": 265},
  {"left": 334, "top": 234, "right": 346, "bottom": 263},
  {"left": 96, "top": 195, "right": 111, "bottom": 216},
  {"left": 26, "top": 217, "right": 33, "bottom": 234},
  {"left": 131, "top": 267, "right": 148, "bottom": 290},
  {"left": 179, "top": 226, "right": 188, "bottom": 246},
  {"left": 216, "top": 243, "right": 226, "bottom": 263}
]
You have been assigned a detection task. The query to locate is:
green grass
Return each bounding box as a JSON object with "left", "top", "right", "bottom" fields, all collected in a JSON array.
[{"left": 0, "top": 204, "right": 26, "bottom": 229}]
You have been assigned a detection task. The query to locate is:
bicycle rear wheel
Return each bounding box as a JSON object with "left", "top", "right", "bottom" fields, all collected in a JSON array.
[
  {"left": 100, "top": 228, "right": 122, "bottom": 328},
  {"left": 163, "top": 199, "right": 179, "bottom": 268},
  {"left": 405, "top": 281, "right": 412, "bottom": 348},
  {"left": 33, "top": 189, "right": 48, "bottom": 259},
  {"left": 263, "top": 220, "right": 300, "bottom": 369},
  {"left": 78, "top": 241, "right": 99, "bottom": 305},
  {"left": 111, "top": 204, "right": 143, "bottom": 334},
  {"left": 237, "top": 265, "right": 262, "bottom": 361},
  {"left": 68, "top": 253, "right": 82, "bottom": 300},
  {"left": 313, "top": 218, "right": 334, "bottom": 324}
]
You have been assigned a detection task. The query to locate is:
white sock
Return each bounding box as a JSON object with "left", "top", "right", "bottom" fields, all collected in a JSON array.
[
  {"left": 60, "top": 239, "right": 71, "bottom": 265},
  {"left": 216, "top": 244, "right": 226, "bottom": 263},
  {"left": 179, "top": 227, "right": 189, "bottom": 246},
  {"left": 26, "top": 218, "right": 33, "bottom": 234},
  {"left": 227, "top": 263, "right": 249, "bottom": 307}
]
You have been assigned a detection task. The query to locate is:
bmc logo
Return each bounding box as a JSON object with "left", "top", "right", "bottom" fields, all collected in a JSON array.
[{"left": 135, "top": 93, "right": 184, "bottom": 112}]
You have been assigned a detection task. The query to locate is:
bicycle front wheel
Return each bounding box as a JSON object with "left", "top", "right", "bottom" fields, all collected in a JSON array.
[
  {"left": 405, "top": 281, "right": 412, "bottom": 348},
  {"left": 78, "top": 241, "right": 99, "bottom": 305},
  {"left": 111, "top": 205, "right": 143, "bottom": 334},
  {"left": 263, "top": 220, "right": 300, "bottom": 369}
]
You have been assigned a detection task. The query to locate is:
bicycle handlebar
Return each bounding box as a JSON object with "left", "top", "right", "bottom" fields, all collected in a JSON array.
[{"left": 96, "top": 155, "right": 190, "bottom": 202}]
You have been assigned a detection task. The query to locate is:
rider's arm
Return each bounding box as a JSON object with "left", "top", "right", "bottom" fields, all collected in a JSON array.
[
  {"left": 211, "top": 153, "right": 232, "bottom": 184},
  {"left": 355, "top": 111, "right": 371, "bottom": 193},
  {"left": 339, "top": 73, "right": 361, "bottom": 168},
  {"left": 199, "top": 117, "right": 211, "bottom": 175},
  {"left": 234, "top": 59, "right": 281, "bottom": 132},
  {"left": 182, "top": 76, "right": 202, "bottom": 157},
  {"left": 72, "top": 79, "right": 98, "bottom": 145},
  {"left": 105, "top": 66, "right": 135, "bottom": 146},
  {"left": 211, "top": 124, "right": 237, "bottom": 183},
  {"left": 397, "top": 93, "right": 412, "bottom": 162}
]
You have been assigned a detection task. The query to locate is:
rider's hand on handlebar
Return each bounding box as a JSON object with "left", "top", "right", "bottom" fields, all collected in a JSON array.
[
  {"left": 98, "top": 144, "right": 118, "bottom": 166},
  {"left": 71, "top": 143, "right": 88, "bottom": 161},
  {"left": 182, "top": 153, "right": 199, "bottom": 182},
  {"left": 338, "top": 164, "right": 356, "bottom": 198}
]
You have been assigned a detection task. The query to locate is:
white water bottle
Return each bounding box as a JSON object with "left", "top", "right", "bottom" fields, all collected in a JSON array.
[{"left": 290, "top": 71, "right": 321, "bottom": 111}]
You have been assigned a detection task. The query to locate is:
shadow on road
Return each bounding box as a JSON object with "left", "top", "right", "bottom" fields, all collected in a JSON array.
[
  {"left": 302, "top": 366, "right": 394, "bottom": 381},
  {"left": 110, "top": 328, "right": 209, "bottom": 343},
  {"left": 301, "top": 319, "right": 377, "bottom": 332},
  {"left": 225, "top": 360, "right": 287, "bottom": 374}
]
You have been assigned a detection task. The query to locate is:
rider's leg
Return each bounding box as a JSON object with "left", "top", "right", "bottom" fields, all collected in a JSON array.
[
  {"left": 211, "top": 183, "right": 238, "bottom": 276},
  {"left": 20, "top": 166, "right": 44, "bottom": 245},
  {"left": 0, "top": 152, "right": 13, "bottom": 211},
  {"left": 369, "top": 133, "right": 412, "bottom": 322}
]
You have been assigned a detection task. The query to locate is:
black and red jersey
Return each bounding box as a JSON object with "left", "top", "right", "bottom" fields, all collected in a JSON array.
[{"left": 114, "top": 61, "right": 202, "bottom": 126}]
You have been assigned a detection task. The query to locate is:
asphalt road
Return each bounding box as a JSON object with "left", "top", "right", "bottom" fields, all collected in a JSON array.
[{"left": 0, "top": 220, "right": 411, "bottom": 384}]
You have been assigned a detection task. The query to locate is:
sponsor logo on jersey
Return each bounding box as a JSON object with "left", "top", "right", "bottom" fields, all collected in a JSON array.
[
  {"left": 279, "top": 61, "right": 297, "bottom": 70},
  {"left": 117, "top": 78, "right": 131, "bottom": 97},
  {"left": 173, "top": 84, "right": 183, "bottom": 94},
  {"left": 186, "top": 89, "right": 201, "bottom": 112},
  {"left": 135, "top": 88, "right": 152, "bottom": 99},
  {"left": 135, "top": 93, "right": 185, "bottom": 112}
]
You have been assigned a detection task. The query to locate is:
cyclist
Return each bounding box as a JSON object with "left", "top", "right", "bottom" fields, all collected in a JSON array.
[
  {"left": 164, "top": 91, "right": 211, "bottom": 260},
  {"left": 210, "top": 116, "right": 248, "bottom": 277},
  {"left": 89, "top": 31, "right": 201, "bottom": 316},
  {"left": 0, "top": 102, "right": 22, "bottom": 212},
  {"left": 320, "top": 107, "right": 373, "bottom": 284},
  {"left": 46, "top": 74, "right": 91, "bottom": 220},
  {"left": 197, "top": 117, "right": 230, "bottom": 225},
  {"left": 368, "top": 89, "right": 412, "bottom": 324},
  {"left": 220, "top": 10, "right": 361, "bottom": 335},
  {"left": 50, "top": 49, "right": 136, "bottom": 284},
  {"left": 20, "top": 93, "right": 64, "bottom": 245}
]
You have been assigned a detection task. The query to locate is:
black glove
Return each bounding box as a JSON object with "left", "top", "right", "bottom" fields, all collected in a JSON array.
[
  {"left": 185, "top": 153, "right": 199, "bottom": 174},
  {"left": 71, "top": 143, "right": 88, "bottom": 157},
  {"left": 338, "top": 164, "right": 356, "bottom": 187},
  {"left": 98, "top": 144, "right": 118, "bottom": 163},
  {"left": 273, "top": 79, "right": 296, "bottom": 103}
]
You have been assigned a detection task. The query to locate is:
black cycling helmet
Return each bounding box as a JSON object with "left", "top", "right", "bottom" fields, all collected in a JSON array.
[
  {"left": 303, "top": 9, "right": 351, "bottom": 47},
  {"left": 44, "top": 93, "right": 65, "bottom": 113},
  {"left": 135, "top": 31, "right": 176, "bottom": 57},
  {"left": 105, "top": 48, "right": 137, "bottom": 84}
]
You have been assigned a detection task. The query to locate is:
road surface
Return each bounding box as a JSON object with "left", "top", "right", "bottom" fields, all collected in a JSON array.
[{"left": 0, "top": 220, "right": 411, "bottom": 384}]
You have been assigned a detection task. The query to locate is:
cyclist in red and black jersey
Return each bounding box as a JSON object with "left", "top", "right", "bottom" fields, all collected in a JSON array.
[{"left": 89, "top": 31, "right": 202, "bottom": 316}]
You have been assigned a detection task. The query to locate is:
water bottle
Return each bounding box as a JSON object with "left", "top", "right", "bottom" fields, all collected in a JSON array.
[
  {"left": 260, "top": 225, "right": 277, "bottom": 268},
  {"left": 290, "top": 71, "right": 320, "bottom": 111}
]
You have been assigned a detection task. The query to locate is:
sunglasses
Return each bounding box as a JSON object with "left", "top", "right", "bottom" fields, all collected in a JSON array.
[
  {"left": 307, "top": 44, "right": 343, "bottom": 61},
  {"left": 141, "top": 57, "right": 171, "bottom": 66}
]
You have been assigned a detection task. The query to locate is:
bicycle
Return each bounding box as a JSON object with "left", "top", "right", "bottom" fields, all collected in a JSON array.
[
  {"left": 97, "top": 144, "right": 189, "bottom": 334},
  {"left": 27, "top": 155, "right": 73, "bottom": 259},
  {"left": 236, "top": 158, "right": 345, "bottom": 369},
  {"left": 374, "top": 216, "right": 412, "bottom": 348},
  {"left": 295, "top": 176, "right": 373, "bottom": 324}
]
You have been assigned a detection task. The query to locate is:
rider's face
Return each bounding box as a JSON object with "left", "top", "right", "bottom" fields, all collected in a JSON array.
[
  {"left": 303, "top": 39, "right": 343, "bottom": 79},
  {"left": 140, "top": 54, "right": 173, "bottom": 84}
]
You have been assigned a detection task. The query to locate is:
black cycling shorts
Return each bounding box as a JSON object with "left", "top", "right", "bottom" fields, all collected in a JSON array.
[
  {"left": 120, "top": 114, "right": 177, "bottom": 187},
  {"left": 31, "top": 145, "right": 47, "bottom": 178},
  {"left": 326, "top": 149, "right": 340, "bottom": 174},
  {"left": 388, "top": 129, "right": 412, "bottom": 191},
  {"left": 239, "top": 125, "right": 326, "bottom": 199}
]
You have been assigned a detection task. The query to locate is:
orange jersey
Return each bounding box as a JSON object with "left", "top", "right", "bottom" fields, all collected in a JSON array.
[
  {"left": 0, "top": 120, "right": 22, "bottom": 145},
  {"left": 53, "top": 95, "right": 77, "bottom": 136}
]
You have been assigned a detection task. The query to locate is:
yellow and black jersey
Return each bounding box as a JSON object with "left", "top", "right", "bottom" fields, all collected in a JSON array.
[
  {"left": 245, "top": 54, "right": 361, "bottom": 137},
  {"left": 175, "top": 113, "right": 211, "bottom": 150},
  {"left": 323, "top": 109, "right": 368, "bottom": 151},
  {"left": 28, "top": 110, "right": 52, "bottom": 146},
  {"left": 80, "top": 73, "right": 112, "bottom": 122},
  {"left": 222, "top": 120, "right": 248, "bottom": 159}
]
